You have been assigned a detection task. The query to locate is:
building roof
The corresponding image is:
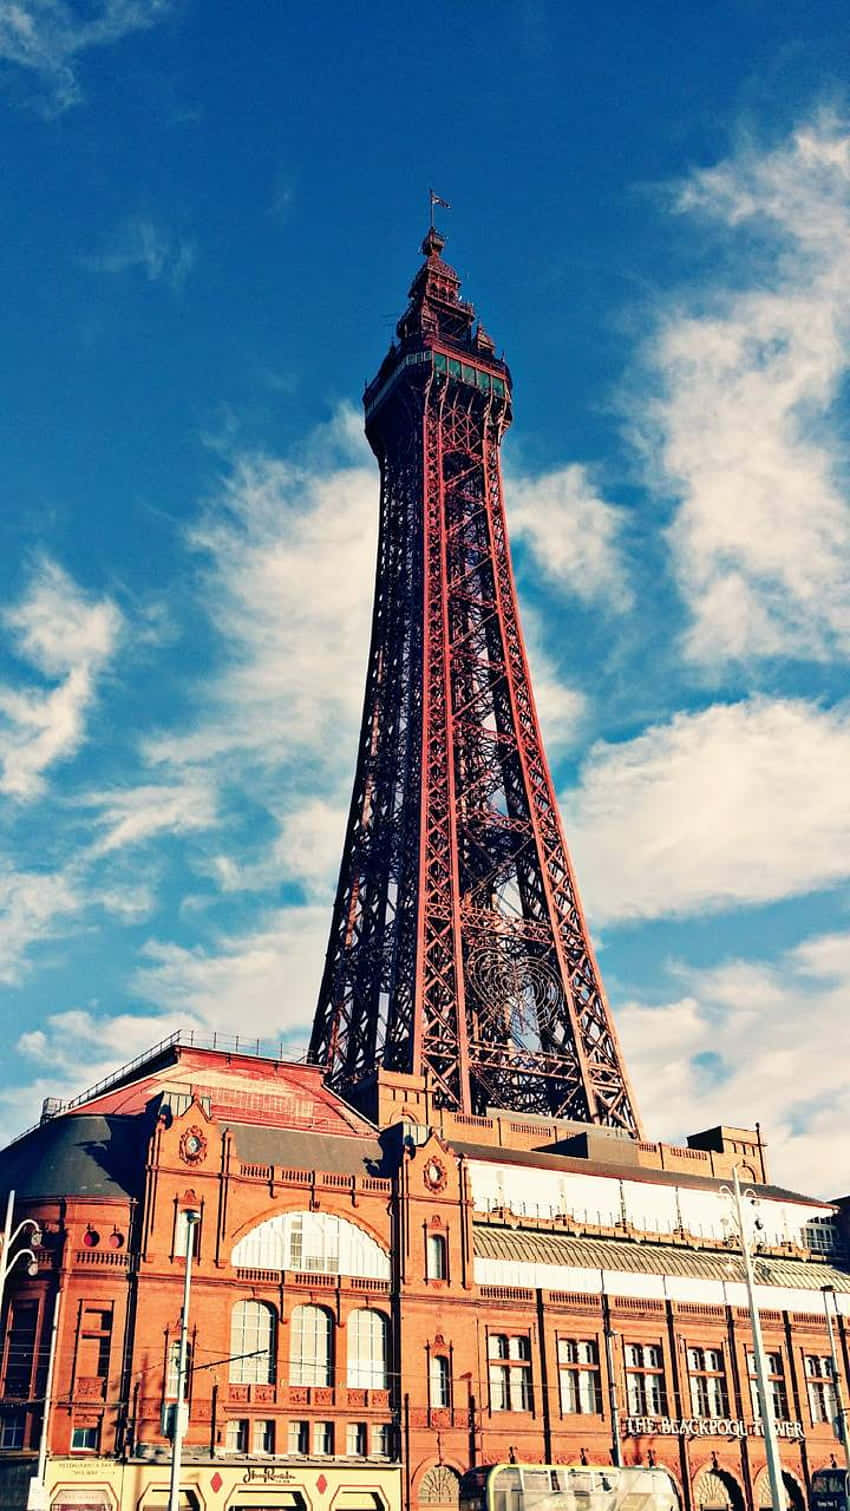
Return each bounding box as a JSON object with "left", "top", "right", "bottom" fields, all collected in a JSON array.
[
  {"left": 451, "top": 1140, "right": 829, "bottom": 1208},
  {"left": 472, "top": 1222, "right": 850, "bottom": 1292},
  {"left": 72, "top": 1045, "right": 377, "bottom": 1138},
  {"left": 0, "top": 1114, "right": 142, "bottom": 1202},
  {"left": 230, "top": 1124, "right": 385, "bottom": 1175}
]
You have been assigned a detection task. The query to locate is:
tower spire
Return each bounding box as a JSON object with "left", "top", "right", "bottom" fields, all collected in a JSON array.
[{"left": 309, "top": 233, "right": 642, "bottom": 1135}]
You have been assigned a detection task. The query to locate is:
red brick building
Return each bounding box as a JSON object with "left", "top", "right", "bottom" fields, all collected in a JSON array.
[{"left": 0, "top": 1034, "right": 847, "bottom": 1511}]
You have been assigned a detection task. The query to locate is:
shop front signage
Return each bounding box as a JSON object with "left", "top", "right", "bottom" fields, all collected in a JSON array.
[
  {"left": 623, "top": 1416, "right": 804, "bottom": 1440},
  {"left": 241, "top": 1470, "right": 298, "bottom": 1486}
]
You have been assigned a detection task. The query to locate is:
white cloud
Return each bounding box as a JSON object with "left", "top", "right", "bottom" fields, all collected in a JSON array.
[
  {"left": 145, "top": 413, "right": 376, "bottom": 782},
  {"left": 563, "top": 696, "right": 850, "bottom": 924},
  {"left": 133, "top": 904, "right": 328, "bottom": 1047},
  {"left": 0, "top": 865, "right": 81, "bottom": 984},
  {"left": 0, "top": 559, "right": 121, "bottom": 798},
  {"left": 0, "top": 858, "right": 157, "bottom": 985},
  {"left": 83, "top": 776, "right": 219, "bottom": 856},
  {"left": 0, "top": 0, "right": 174, "bottom": 112},
  {"left": 619, "top": 931, "right": 850, "bottom": 1198},
  {"left": 82, "top": 216, "right": 196, "bottom": 291},
  {"left": 642, "top": 114, "right": 850, "bottom": 665},
  {"left": 508, "top": 463, "right": 631, "bottom": 608}
]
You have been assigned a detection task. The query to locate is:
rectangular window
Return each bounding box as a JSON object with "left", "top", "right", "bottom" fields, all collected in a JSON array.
[
  {"left": 434, "top": 353, "right": 447, "bottom": 373},
  {"left": 252, "top": 1419, "right": 274, "bottom": 1453},
  {"left": 174, "top": 1209, "right": 200, "bottom": 1259},
  {"left": 225, "top": 1419, "right": 248, "bottom": 1453},
  {"left": 430, "top": 1354, "right": 451, "bottom": 1409},
  {"left": 373, "top": 1423, "right": 391, "bottom": 1458},
  {"left": 488, "top": 1334, "right": 532, "bottom": 1412},
  {"left": 805, "top": 1355, "right": 837, "bottom": 1425},
  {"left": 71, "top": 1424, "right": 100, "bottom": 1452},
  {"left": 0, "top": 1414, "right": 25, "bottom": 1449},
  {"left": 347, "top": 1422, "right": 367, "bottom": 1456},
  {"left": 747, "top": 1350, "right": 789, "bottom": 1421},
  {"left": 314, "top": 1421, "right": 333, "bottom": 1455},
  {"left": 287, "top": 1420, "right": 308, "bottom": 1455},
  {"left": 165, "top": 1340, "right": 192, "bottom": 1400},
  {"left": 78, "top": 1307, "right": 112, "bottom": 1380},
  {"left": 687, "top": 1347, "right": 728, "bottom": 1418},
  {"left": 426, "top": 1233, "right": 447, "bottom": 1280},
  {"left": 449, "top": 359, "right": 462, "bottom": 378},
  {"left": 3, "top": 1302, "right": 37, "bottom": 1399},
  {"left": 557, "top": 1339, "right": 601, "bottom": 1415},
  {"left": 625, "top": 1343, "right": 667, "bottom": 1416}
]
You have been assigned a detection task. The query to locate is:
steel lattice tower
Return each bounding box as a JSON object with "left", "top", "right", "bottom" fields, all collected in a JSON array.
[{"left": 309, "top": 227, "right": 642, "bottom": 1133}]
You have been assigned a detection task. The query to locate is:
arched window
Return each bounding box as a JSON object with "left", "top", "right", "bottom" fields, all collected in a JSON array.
[
  {"left": 290, "top": 1305, "right": 333, "bottom": 1386},
  {"left": 429, "top": 1354, "right": 450, "bottom": 1408},
  {"left": 347, "top": 1309, "right": 388, "bottom": 1389},
  {"left": 426, "top": 1233, "right": 447, "bottom": 1280},
  {"left": 230, "top": 1300, "right": 276, "bottom": 1384},
  {"left": 232, "top": 1211, "right": 389, "bottom": 1278}
]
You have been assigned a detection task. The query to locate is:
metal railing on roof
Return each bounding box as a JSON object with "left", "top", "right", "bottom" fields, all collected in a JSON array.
[{"left": 6, "top": 1027, "right": 312, "bottom": 1145}]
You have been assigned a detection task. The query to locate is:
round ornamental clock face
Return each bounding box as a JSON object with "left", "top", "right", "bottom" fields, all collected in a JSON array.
[
  {"left": 179, "top": 1127, "right": 207, "bottom": 1165},
  {"left": 424, "top": 1157, "right": 447, "bottom": 1193}
]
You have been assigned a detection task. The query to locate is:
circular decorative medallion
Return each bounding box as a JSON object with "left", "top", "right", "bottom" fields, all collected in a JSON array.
[
  {"left": 423, "top": 1156, "right": 448, "bottom": 1193},
  {"left": 179, "top": 1126, "right": 208, "bottom": 1165}
]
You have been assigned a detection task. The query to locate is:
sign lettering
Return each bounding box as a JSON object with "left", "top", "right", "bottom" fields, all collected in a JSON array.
[{"left": 622, "top": 1416, "right": 804, "bottom": 1441}]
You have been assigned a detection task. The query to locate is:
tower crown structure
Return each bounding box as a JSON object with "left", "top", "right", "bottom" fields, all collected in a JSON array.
[{"left": 310, "top": 230, "right": 642, "bottom": 1134}]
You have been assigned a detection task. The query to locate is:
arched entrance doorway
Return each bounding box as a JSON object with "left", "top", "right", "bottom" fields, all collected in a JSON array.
[
  {"left": 418, "top": 1468, "right": 460, "bottom": 1511},
  {"left": 693, "top": 1469, "right": 745, "bottom": 1511},
  {"left": 754, "top": 1470, "right": 805, "bottom": 1511}
]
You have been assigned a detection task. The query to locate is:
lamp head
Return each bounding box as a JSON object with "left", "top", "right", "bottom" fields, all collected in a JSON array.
[
  {"left": 29, "top": 1225, "right": 42, "bottom": 1248},
  {"left": 26, "top": 1258, "right": 38, "bottom": 1278}
]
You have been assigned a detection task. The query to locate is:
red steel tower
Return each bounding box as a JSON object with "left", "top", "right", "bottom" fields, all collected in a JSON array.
[{"left": 309, "top": 227, "right": 642, "bottom": 1133}]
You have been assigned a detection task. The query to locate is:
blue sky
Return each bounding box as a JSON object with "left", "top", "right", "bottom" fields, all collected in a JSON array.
[{"left": 1, "top": 0, "right": 849, "bottom": 1196}]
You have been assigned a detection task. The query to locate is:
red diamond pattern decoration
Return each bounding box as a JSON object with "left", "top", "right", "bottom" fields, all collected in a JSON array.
[
  {"left": 211, "top": 1474, "right": 223, "bottom": 1494},
  {"left": 317, "top": 1476, "right": 328, "bottom": 1495}
]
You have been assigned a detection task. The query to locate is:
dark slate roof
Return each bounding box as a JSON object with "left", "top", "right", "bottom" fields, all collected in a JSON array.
[
  {"left": 450, "top": 1140, "right": 830, "bottom": 1208},
  {"left": 0, "top": 1114, "right": 142, "bottom": 1201},
  {"left": 472, "top": 1223, "right": 850, "bottom": 1292},
  {"left": 228, "top": 1124, "right": 386, "bottom": 1176}
]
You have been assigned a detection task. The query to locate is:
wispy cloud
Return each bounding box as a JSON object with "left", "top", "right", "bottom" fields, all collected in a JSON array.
[
  {"left": 563, "top": 696, "right": 850, "bottom": 924},
  {"left": 133, "top": 905, "right": 328, "bottom": 1047},
  {"left": 0, "top": 558, "right": 121, "bottom": 799},
  {"left": 639, "top": 114, "right": 850, "bottom": 666},
  {"left": 508, "top": 463, "right": 631, "bottom": 609},
  {"left": 82, "top": 776, "right": 219, "bottom": 856},
  {"left": 620, "top": 930, "right": 850, "bottom": 1197},
  {"left": 145, "top": 406, "right": 377, "bottom": 781},
  {"left": 82, "top": 215, "right": 196, "bottom": 291},
  {"left": 0, "top": 0, "right": 175, "bottom": 113}
]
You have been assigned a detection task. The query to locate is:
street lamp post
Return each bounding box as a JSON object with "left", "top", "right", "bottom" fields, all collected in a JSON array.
[
  {"left": 822, "top": 1287, "right": 850, "bottom": 1511},
  {"left": 720, "top": 1169, "right": 785, "bottom": 1511},
  {"left": 168, "top": 1209, "right": 201, "bottom": 1511},
  {"left": 0, "top": 1190, "right": 42, "bottom": 1314}
]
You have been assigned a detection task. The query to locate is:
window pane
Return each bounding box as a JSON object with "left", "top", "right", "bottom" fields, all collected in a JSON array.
[
  {"left": 290, "top": 1305, "right": 332, "bottom": 1387},
  {"left": 230, "top": 1300, "right": 275, "bottom": 1384},
  {"left": 287, "top": 1420, "right": 308, "bottom": 1454},
  {"left": 347, "top": 1309, "right": 388, "bottom": 1389}
]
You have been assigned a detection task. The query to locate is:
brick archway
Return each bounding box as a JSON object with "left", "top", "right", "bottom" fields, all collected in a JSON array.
[
  {"left": 418, "top": 1467, "right": 461, "bottom": 1509},
  {"left": 693, "top": 1469, "right": 745, "bottom": 1511},
  {"left": 754, "top": 1470, "right": 805, "bottom": 1511}
]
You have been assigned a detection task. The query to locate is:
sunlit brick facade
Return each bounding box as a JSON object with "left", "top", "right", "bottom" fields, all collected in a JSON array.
[{"left": 0, "top": 1038, "right": 847, "bottom": 1511}]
